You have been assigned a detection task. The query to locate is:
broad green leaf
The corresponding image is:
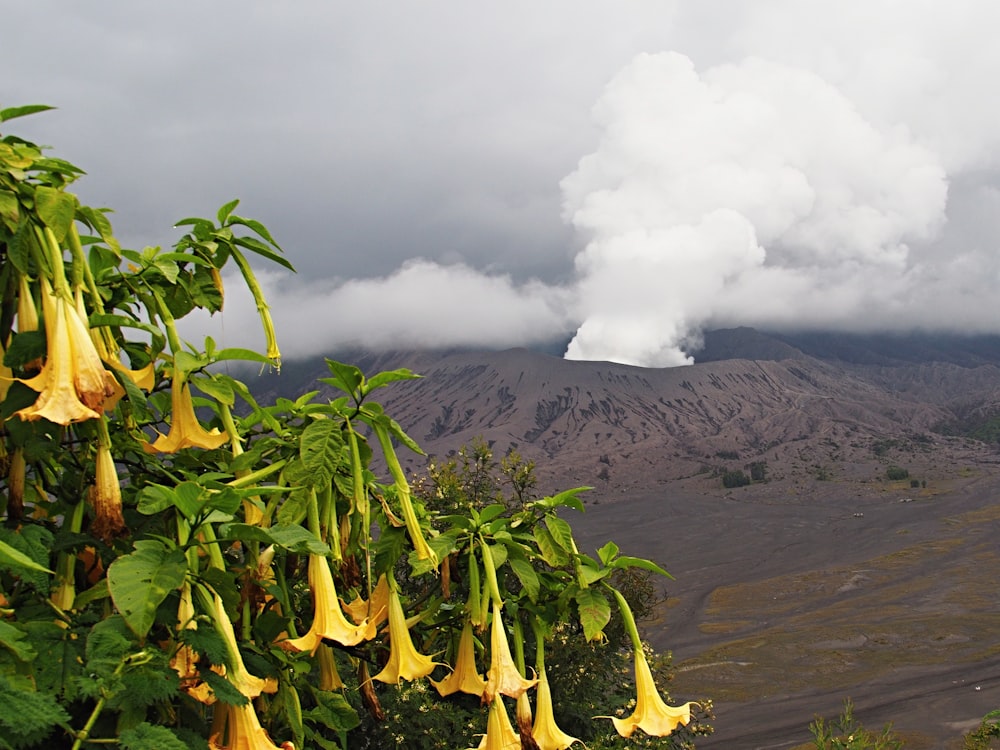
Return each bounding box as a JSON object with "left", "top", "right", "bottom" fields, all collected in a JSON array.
[
  {"left": 477, "top": 504, "right": 507, "bottom": 526},
  {"left": 597, "top": 541, "right": 619, "bottom": 567},
  {"left": 533, "top": 525, "right": 570, "bottom": 568},
  {"left": 107, "top": 541, "right": 187, "bottom": 640},
  {"left": 0, "top": 104, "right": 55, "bottom": 122},
  {"left": 305, "top": 689, "right": 362, "bottom": 733},
  {"left": 76, "top": 205, "right": 120, "bottom": 254},
  {"left": 0, "top": 189, "right": 18, "bottom": 231},
  {"left": 191, "top": 375, "right": 234, "bottom": 406},
  {"left": 210, "top": 347, "right": 272, "bottom": 366},
  {"left": 34, "top": 185, "right": 76, "bottom": 241},
  {"left": 8, "top": 220, "right": 34, "bottom": 274},
  {"left": 221, "top": 523, "right": 328, "bottom": 556},
  {"left": 575, "top": 588, "right": 611, "bottom": 642},
  {"left": 507, "top": 553, "right": 540, "bottom": 603},
  {"left": 322, "top": 359, "right": 364, "bottom": 397},
  {"left": 0, "top": 621, "right": 36, "bottom": 662},
  {"left": 0, "top": 538, "right": 52, "bottom": 574},
  {"left": 365, "top": 368, "right": 421, "bottom": 391},
  {"left": 544, "top": 515, "right": 575, "bottom": 554},
  {"left": 532, "top": 487, "right": 589, "bottom": 513},
  {"left": 136, "top": 484, "right": 175, "bottom": 515},
  {"left": 300, "top": 419, "right": 343, "bottom": 488},
  {"left": 172, "top": 481, "right": 205, "bottom": 519}
]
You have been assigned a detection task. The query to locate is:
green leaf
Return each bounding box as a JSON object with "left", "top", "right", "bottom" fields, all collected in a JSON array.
[
  {"left": 136, "top": 484, "right": 174, "bottom": 515},
  {"left": 221, "top": 523, "right": 328, "bottom": 555},
  {"left": 76, "top": 205, "right": 120, "bottom": 254},
  {"left": 0, "top": 675, "right": 71, "bottom": 748},
  {"left": 0, "top": 189, "right": 18, "bottom": 231},
  {"left": 119, "top": 722, "right": 189, "bottom": 750},
  {"left": 0, "top": 621, "right": 36, "bottom": 663},
  {"left": 217, "top": 199, "right": 240, "bottom": 225},
  {"left": 229, "top": 215, "right": 279, "bottom": 245},
  {"left": 532, "top": 487, "right": 589, "bottom": 513},
  {"left": 0, "top": 104, "right": 56, "bottom": 122},
  {"left": 202, "top": 668, "right": 249, "bottom": 706},
  {"left": 597, "top": 541, "right": 619, "bottom": 567},
  {"left": 507, "top": 553, "right": 540, "bottom": 603},
  {"left": 365, "top": 368, "right": 421, "bottom": 391},
  {"left": 34, "top": 185, "right": 76, "bottom": 241},
  {"left": 533, "top": 525, "right": 570, "bottom": 568},
  {"left": 300, "top": 419, "right": 344, "bottom": 489},
  {"left": 107, "top": 541, "right": 188, "bottom": 640},
  {"left": 210, "top": 347, "right": 272, "bottom": 366},
  {"left": 575, "top": 588, "right": 611, "bottom": 642},
  {"left": 305, "top": 688, "right": 361, "bottom": 733},
  {"left": 0, "top": 538, "right": 52, "bottom": 574},
  {"left": 172, "top": 481, "right": 205, "bottom": 520},
  {"left": 611, "top": 555, "right": 674, "bottom": 579},
  {"left": 322, "top": 359, "right": 363, "bottom": 397},
  {"left": 233, "top": 235, "right": 295, "bottom": 271},
  {"left": 7, "top": 220, "right": 35, "bottom": 275},
  {"left": 543, "top": 515, "right": 575, "bottom": 555}
]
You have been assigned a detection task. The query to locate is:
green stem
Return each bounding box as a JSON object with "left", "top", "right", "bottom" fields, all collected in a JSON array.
[
  {"left": 608, "top": 586, "right": 643, "bottom": 652},
  {"left": 477, "top": 535, "right": 503, "bottom": 608},
  {"left": 225, "top": 458, "right": 287, "bottom": 488},
  {"left": 228, "top": 247, "right": 280, "bottom": 366},
  {"left": 198, "top": 522, "right": 227, "bottom": 572},
  {"left": 531, "top": 617, "right": 546, "bottom": 673}
]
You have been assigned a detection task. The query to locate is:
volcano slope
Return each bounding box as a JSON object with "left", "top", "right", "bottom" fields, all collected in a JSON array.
[{"left": 256, "top": 329, "right": 1000, "bottom": 747}]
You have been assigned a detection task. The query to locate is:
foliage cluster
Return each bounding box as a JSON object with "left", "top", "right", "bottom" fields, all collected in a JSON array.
[{"left": 0, "top": 107, "right": 710, "bottom": 749}]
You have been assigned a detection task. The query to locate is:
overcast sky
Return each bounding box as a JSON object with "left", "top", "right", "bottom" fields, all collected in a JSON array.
[{"left": 7, "top": 1, "right": 1000, "bottom": 366}]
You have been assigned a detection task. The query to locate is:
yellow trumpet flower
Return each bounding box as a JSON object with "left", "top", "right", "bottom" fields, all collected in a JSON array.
[
  {"left": 281, "top": 554, "right": 376, "bottom": 655},
  {"left": 16, "top": 282, "right": 117, "bottom": 424},
  {"left": 210, "top": 593, "right": 278, "bottom": 700},
  {"left": 531, "top": 669, "right": 582, "bottom": 750},
  {"left": 145, "top": 376, "right": 229, "bottom": 453},
  {"left": 372, "top": 578, "right": 438, "bottom": 684},
  {"left": 606, "top": 647, "right": 693, "bottom": 738},
  {"left": 431, "top": 620, "right": 487, "bottom": 698},
  {"left": 342, "top": 574, "right": 389, "bottom": 630},
  {"left": 317, "top": 643, "right": 344, "bottom": 691},
  {"left": 469, "top": 694, "right": 522, "bottom": 750},
  {"left": 208, "top": 699, "right": 289, "bottom": 750},
  {"left": 484, "top": 602, "right": 537, "bottom": 704},
  {"left": 88, "top": 442, "right": 125, "bottom": 542}
]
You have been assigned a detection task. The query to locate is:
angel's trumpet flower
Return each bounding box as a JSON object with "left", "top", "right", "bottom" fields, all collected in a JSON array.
[
  {"left": 88, "top": 440, "right": 125, "bottom": 542},
  {"left": 516, "top": 693, "right": 534, "bottom": 747},
  {"left": 0, "top": 340, "right": 13, "bottom": 402},
  {"left": 145, "top": 376, "right": 228, "bottom": 453},
  {"left": 171, "top": 581, "right": 200, "bottom": 684},
  {"left": 281, "top": 554, "right": 376, "bottom": 655},
  {"left": 470, "top": 694, "right": 522, "bottom": 750},
  {"left": 317, "top": 644, "right": 344, "bottom": 691},
  {"left": 210, "top": 593, "right": 278, "bottom": 699},
  {"left": 208, "top": 699, "right": 289, "bottom": 750},
  {"left": 600, "top": 587, "right": 693, "bottom": 738},
  {"left": 432, "top": 620, "right": 487, "bottom": 698},
  {"left": 531, "top": 669, "right": 582, "bottom": 750},
  {"left": 16, "top": 280, "right": 116, "bottom": 424},
  {"left": 372, "top": 577, "right": 438, "bottom": 684},
  {"left": 484, "top": 602, "right": 536, "bottom": 704},
  {"left": 342, "top": 574, "right": 389, "bottom": 630}
]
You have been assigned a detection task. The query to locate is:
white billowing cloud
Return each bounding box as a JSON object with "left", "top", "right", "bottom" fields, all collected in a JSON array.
[
  {"left": 191, "top": 262, "right": 573, "bottom": 360},
  {"left": 560, "top": 51, "right": 950, "bottom": 366}
]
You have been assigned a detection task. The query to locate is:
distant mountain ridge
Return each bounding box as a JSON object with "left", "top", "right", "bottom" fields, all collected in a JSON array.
[{"left": 252, "top": 329, "right": 1000, "bottom": 494}]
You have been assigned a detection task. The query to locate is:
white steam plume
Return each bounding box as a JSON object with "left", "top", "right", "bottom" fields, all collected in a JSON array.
[{"left": 560, "top": 52, "right": 948, "bottom": 367}]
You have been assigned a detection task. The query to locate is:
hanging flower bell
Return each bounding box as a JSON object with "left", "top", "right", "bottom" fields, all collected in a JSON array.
[
  {"left": 371, "top": 577, "right": 439, "bottom": 684},
  {"left": 469, "top": 694, "right": 522, "bottom": 750},
  {"left": 431, "top": 620, "right": 488, "bottom": 698},
  {"left": 280, "top": 554, "right": 376, "bottom": 655},
  {"left": 145, "top": 375, "right": 229, "bottom": 453},
  {"left": 484, "top": 602, "right": 537, "bottom": 704}
]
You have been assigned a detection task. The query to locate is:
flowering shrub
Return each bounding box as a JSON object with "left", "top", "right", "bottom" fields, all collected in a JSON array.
[{"left": 0, "top": 106, "right": 710, "bottom": 749}]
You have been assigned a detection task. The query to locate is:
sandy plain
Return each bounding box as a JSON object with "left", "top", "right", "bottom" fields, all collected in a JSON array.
[{"left": 570, "top": 456, "right": 1000, "bottom": 748}]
